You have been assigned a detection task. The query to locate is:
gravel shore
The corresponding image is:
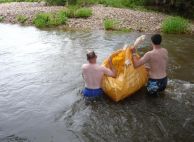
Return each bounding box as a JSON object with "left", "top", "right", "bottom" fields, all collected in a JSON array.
[{"left": 0, "top": 2, "right": 193, "bottom": 32}]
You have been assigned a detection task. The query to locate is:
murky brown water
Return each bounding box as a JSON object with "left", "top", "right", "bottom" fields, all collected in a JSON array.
[{"left": 0, "top": 24, "right": 194, "bottom": 142}]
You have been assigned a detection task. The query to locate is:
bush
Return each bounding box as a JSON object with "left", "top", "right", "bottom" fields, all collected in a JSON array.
[
  {"left": 75, "top": 8, "right": 92, "bottom": 18},
  {"left": 33, "top": 11, "right": 68, "bottom": 28},
  {"left": 33, "top": 13, "right": 52, "bottom": 28},
  {"left": 161, "top": 16, "right": 190, "bottom": 34},
  {"left": 16, "top": 15, "right": 28, "bottom": 24},
  {"left": 103, "top": 19, "right": 119, "bottom": 30},
  {"left": 53, "top": 10, "right": 68, "bottom": 25}
]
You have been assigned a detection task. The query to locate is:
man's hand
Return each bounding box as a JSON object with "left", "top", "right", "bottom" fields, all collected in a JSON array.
[
  {"left": 108, "top": 56, "right": 113, "bottom": 66},
  {"left": 131, "top": 47, "right": 136, "bottom": 53},
  {"left": 107, "top": 56, "right": 116, "bottom": 77},
  {"left": 111, "top": 49, "right": 123, "bottom": 57}
]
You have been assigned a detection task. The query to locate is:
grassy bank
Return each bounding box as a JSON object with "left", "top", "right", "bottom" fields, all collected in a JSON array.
[
  {"left": 162, "top": 16, "right": 191, "bottom": 34},
  {"left": 32, "top": 7, "right": 92, "bottom": 28},
  {"left": 33, "top": 11, "right": 67, "bottom": 28},
  {"left": 103, "top": 19, "right": 118, "bottom": 30},
  {"left": 1, "top": 0, "right": 194, "bottom": 19},
  {"left": 0, "top": 1, "right": 193, "bottom": 33}
]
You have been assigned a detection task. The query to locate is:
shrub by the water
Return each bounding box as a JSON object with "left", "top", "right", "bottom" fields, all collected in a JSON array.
[
  {"left": 103, "top": 19, "right": 119, "bottom": 30},
  {"left": 54, "top": 10, "right": 68, "bottom": 25},
  {"left": 75, "top": 8, "right": 92, "bottom": 18},
  {"left": 16, "top": 15, "right": 28, "bottom": 24},
  {"left": 162, "top": 16, "right": 190, "bottom": 34},
  {"left": 33, "top": 11, "right": 67, "bottom": 28},
  {"left": 33, "top": 13, "right": 52, "bottom": 28}
]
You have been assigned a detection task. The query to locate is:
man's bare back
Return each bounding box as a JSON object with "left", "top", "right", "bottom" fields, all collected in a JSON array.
[
  {"left": 82, "top": 51, "right": 117, "bottom": 97},
  {"left": 82, "top": 63, "right": 114, "bottom": 89},
  {"left": 144, "top": 47, "right": 168, "bottom": 79},
  {"left": 132, "top": 34, "right": 168, "bottom": 95}
]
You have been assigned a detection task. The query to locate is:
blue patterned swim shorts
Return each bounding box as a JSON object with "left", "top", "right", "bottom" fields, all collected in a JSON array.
[{"left": 147, "top": 77, "right": 168, "bottom": 95}]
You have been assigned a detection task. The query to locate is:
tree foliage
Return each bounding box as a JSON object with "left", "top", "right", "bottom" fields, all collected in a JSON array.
[{"left": 142, "top": 0, "right": 194, "bottom": 18}]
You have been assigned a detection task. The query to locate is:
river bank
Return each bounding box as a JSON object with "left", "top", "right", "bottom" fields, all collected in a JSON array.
[{"left": 0, "top": 2, "right": 194, "bottom": 32}]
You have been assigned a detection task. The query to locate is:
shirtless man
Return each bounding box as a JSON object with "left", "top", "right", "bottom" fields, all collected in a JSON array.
[
  {"left": 131, "top": 34, "right": 168, "bottom": 95},
  {"left": 82, "top": 51, "right": 117, "bottom": 98}
]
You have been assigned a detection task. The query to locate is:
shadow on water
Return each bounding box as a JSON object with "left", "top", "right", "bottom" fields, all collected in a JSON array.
[{"left": 0, "top": 24, "right": 194, "bottom": 142}]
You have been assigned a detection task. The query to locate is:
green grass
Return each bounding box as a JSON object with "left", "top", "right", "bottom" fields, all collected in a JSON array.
[
  {"left": 33, "top": 11, "right": 68, "bottom": 28},
  {"left": 119, "top": 27, "right": 132, "bottom": 32},
  {"left": 64, "top": 6, "right": 78, "bottom": 18},
  {"left": 33, "top": 13, "right": 51, "bottom": 28},
  {"left": 103, "top": 19, "right": 133, "bottom": 32},
  {"left": 16, "top": 15, "right": 28, "bottom": 24},
  {"left": 103, "top": 19, "right": 119, "bottom": 30},
  {"left": 54, "top": 10, "right": 68, "bottom": 25},
  {"left": 64, "top": 6, "right": 92, "bottom": 18},
  {"left": 0, "top": 16, "right": 4, "bottom": 22},
  {"left": 75, "top": 8, "right": 92, "bottom": 18},
  {"left": 162, "top": 16, "right": 190, "bottom": 34}
]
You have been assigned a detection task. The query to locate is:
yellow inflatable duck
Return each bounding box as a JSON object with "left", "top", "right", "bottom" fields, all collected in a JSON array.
[{"left": 102, "top": 36, "right": 148, "bottom": 102}]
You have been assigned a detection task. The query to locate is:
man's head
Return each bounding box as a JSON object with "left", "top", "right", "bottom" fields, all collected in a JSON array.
[
  {"left": 151, "top": 34, "right": 162, "bottom": 46},
  {"left": 87, "top": 50, "right": 97, "bottom": 64}
]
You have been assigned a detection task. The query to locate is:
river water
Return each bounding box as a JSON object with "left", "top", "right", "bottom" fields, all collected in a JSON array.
[{"left": 0, "top": 24, "right": 194, "bottom": 142}]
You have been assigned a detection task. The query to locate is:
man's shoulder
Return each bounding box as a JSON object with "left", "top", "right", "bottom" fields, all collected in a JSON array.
[
  {"left": 162, "top": 48, "right": 168, "bottom": 53},
  {"left": 82, "top": 64, "right": 89, "bottom": 69},
  {"left": 99, "top": 65, "right": 108, "bottom": 72},
  {"left": 144, "top": 51, "right": 152, "bottom": 56}
]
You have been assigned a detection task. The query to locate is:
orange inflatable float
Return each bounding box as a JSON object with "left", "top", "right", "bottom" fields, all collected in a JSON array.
[{"left": 101, "top": 45, "right": 148, "bottom": 102}]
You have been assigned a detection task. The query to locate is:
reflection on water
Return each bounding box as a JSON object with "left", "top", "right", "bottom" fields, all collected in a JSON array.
[{"left": 0, "top": 24, "right": 194, "bottom": 142}]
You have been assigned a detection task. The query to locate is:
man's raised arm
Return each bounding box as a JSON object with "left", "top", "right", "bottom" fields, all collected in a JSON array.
[{"left": 131, "top": 49, "right": 150, "bottom": 68}]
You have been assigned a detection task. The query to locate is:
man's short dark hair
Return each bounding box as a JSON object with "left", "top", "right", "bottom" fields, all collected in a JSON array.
[
  {"left": 87, "top": 51, "right": 97, "bottom": 60},
  {"left": 151, "top": 34, "right": 162, "bottom": 45}
]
